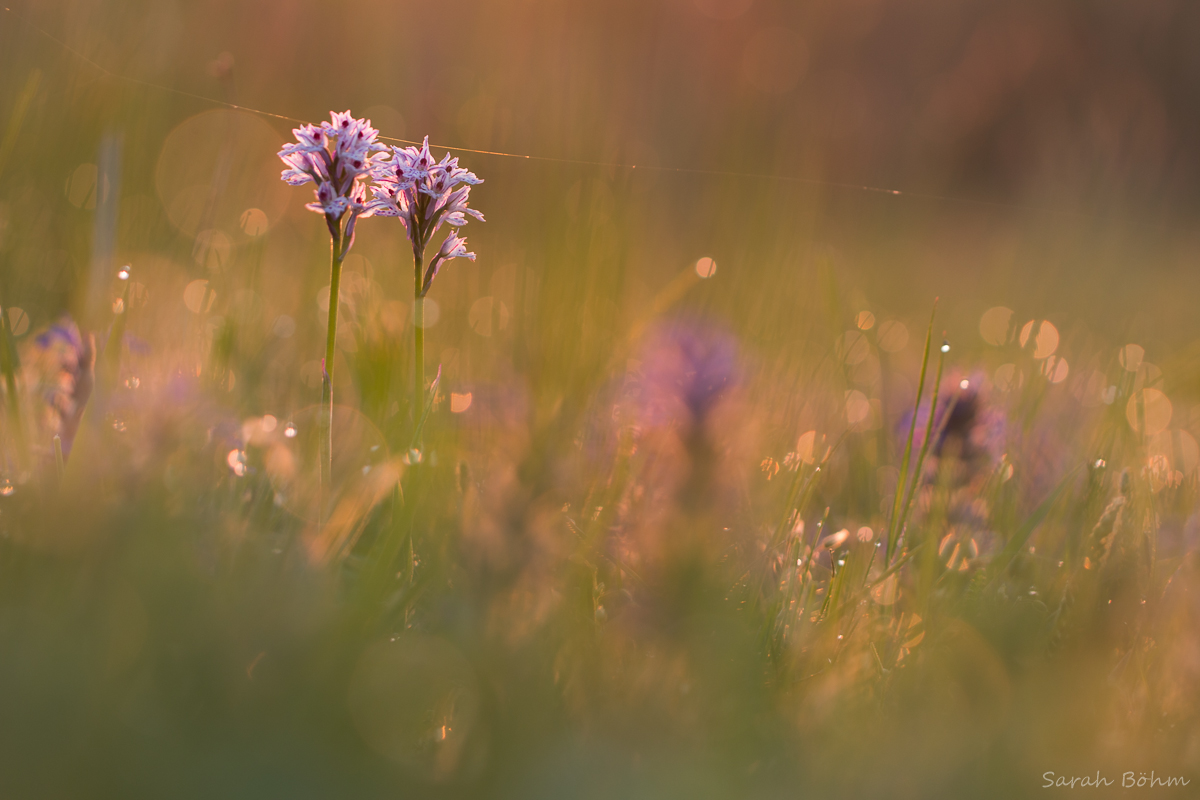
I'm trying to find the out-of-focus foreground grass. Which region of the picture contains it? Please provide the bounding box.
[4,1,1200,797]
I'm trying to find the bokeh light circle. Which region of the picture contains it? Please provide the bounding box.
[415,299,440,328]
[65,163,108,209]
[845,390,871,426]
[1126,388,1173,436]
[469,297,510,337]
[1119,344,1145,372]
[156,110,289,236]
[6,307,29,336]
[1149,429,1200,474]
[240,208,269,236]
[995,363,1022,392]
[183,279,215,313]
[876,321,908,352]
[348,634,485,783]
[1018,320,1059,359]
[1041,355,1069,384]
[837,331,870,365]
[979,306,1013,346]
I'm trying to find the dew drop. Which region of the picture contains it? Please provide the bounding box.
[117,267,131,281]
[940,341,951,353]
[283,423,297,438]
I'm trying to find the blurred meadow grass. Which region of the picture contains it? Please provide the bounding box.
[4,0,1200,797]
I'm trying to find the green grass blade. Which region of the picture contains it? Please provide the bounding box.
[885,300,937,564]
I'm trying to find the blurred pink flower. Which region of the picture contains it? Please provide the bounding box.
[636,321,740,431]
[896,368,1005,472]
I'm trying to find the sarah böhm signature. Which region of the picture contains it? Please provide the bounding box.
[1043,771,1190,788]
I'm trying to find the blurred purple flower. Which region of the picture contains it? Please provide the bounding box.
[23,316,94,456]
[368,136,483,295]
[636,321,739,430]
[896,369,1006,472]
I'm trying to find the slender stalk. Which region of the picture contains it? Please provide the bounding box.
[771,461,811,549]
[321,226,345,525]
[894,340,949,559]
[0,298,28,469]
[0,303,20,422]
[885,302,937,564]
[53,434,64,481]
[409,365,441,452]
[413,242,425,439]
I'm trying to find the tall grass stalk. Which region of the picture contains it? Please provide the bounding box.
[893,337,950,561]
[52,434,64,481]
[0,73,40,473]
[885,302,937,564]
[0,301,23,465]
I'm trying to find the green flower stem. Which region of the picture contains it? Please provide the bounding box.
[321,226,345,524]
[413,246,425,441]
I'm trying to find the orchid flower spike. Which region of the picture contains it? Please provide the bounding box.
[278,110,387,253]
[368,136,484,294]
